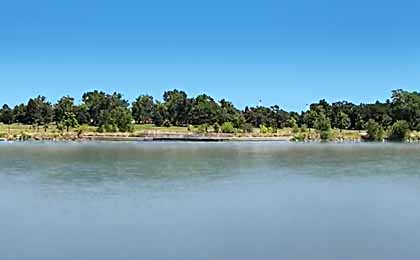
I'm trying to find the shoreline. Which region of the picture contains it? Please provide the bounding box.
[0,134,369,143]
[82,135,292,142]
[3,133,418,143]
[0,125,377,143]
[0,134,294,142]
[0,124,372,143]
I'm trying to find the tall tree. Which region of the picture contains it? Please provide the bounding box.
[60,112,79,132]
[54,96,75,123]
[132,95,155,124]
[82,91,133,132]
[82,91,108,125]
[12,104,28,124]
[190,94,221,125]
[219,99,243,127]
[162,89,190,126]
[314,112,332,140]
[390,89,420,130]
[26,96,53,128]
[0,104,14,124]
[336,111,351,130]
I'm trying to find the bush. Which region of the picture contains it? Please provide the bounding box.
[292,132,306,142]
[221,122,235,133]
[259,125,273,134]
[314,113,332,141]
[364,119,385,141]
[213,123,220,133]
[241,123,254,133]
[287,117,298,128]
[260,125,268,134]
[18,131,32,141]
[197,124,209,134]
[56,122,65,132]
[97,124,118,133]
[77,125,89,137]
[319,130,332,141]
[162,119,171,127]
[388,120,410,141]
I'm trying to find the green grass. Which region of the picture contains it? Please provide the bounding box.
[132,124,190,133]
[0,123,90,138]
[0,123,366,141]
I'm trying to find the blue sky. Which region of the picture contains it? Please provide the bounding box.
[1,0,419,111]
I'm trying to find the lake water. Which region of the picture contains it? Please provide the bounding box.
[1,142,420,260]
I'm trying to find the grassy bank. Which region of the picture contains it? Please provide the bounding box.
[0,123,371,142]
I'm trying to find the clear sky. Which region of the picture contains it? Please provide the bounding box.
[1,0,419,111]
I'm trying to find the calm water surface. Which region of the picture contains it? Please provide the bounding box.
[1,142,420,260]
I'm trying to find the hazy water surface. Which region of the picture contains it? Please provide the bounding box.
[1,142,420,260]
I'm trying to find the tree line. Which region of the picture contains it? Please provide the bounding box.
[0,89,419,140]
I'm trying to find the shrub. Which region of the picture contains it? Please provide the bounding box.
[18,131,32,141]
[197,124,209,134]
[259,125,271,134]
[300,124,308,132]
[319,130,332,141]
[314,113,332,141]
[77,125,89,138]
[287,117,298,128]
[97,124,118,133]
[221,122,235,133]
[241,123,254,133]
[213,123,220,133]
[162,119,171,127]
[292,132,306,142]
[56,122,65,132]
[388,120,410,141]
[364,119,385,141]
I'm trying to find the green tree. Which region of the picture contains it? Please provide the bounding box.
[388,120,410,141]
[314,113,332,141]
[0,104,14,124]
[365,119,385,141]
[83,91,133,132]
[336,111,350,131]
[190,94,221,125]
[303,110,318,129]
[152,101,169,126]
[331,101,356,129]
[390,89,420,130]
[12,104,27,124]
[60,112,79,132]
[287,117,298,128]
[243,106,274,128]
[26,96,53,129]
[269,105,290,128]
[132,95,155,124]
[74,104,90,125]
[162,89,190,126]
[219,99,243,128]
[82,91,108,125]
[287,116,300,133]
[54,96,75,123]
[221,122,235,133]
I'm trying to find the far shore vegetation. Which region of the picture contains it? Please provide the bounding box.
[1,89,420,142]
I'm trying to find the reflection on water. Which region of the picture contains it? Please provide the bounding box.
[1,142,420,260]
